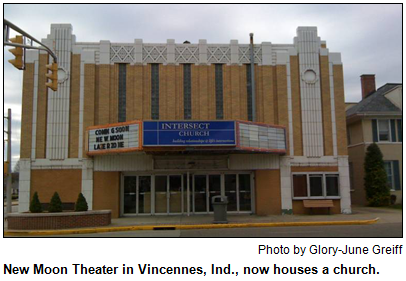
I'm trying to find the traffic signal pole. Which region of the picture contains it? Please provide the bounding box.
[5,109,12,214]
[4,19,58,91]
[4,19,57,64]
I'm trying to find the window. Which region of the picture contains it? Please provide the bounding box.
[183,64,192,120]
[384,161,393,190]
[246,65,253,121]
[292,173,340,198]
[397,119,402,142]
[384,161,401,191]
[378,120,390,141]
[292,175,307,197]
[118,64,127,122]
[326,175,339,196]
[151,64,159,120]
[373,119,401,142]
[215,64,224,119]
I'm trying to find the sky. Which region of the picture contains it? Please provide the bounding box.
[3,4,403,169]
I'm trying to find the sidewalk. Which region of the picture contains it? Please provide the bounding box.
[108,205,401,227]
[4,205,401,236]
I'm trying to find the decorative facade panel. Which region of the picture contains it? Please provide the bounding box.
[175,45,199,63]
[110,45,134,63]
[239,45,262,64]
[207,45,231,64]
[143,44,167,63]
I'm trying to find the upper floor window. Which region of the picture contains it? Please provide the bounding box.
[118,64,127,122]
[183,64,192,120]
[378,120,390,141]
[246,65,253,121]
[151,64,159,120]
[372,119,401,143]
[215,64,224,120]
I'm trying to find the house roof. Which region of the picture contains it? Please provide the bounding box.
[346,83,402,117]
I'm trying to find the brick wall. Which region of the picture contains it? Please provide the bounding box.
[7,211,111,230]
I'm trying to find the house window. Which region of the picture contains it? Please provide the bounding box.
[377,120,390,141]
[183,64,192,120]
[118,64,127,122]
[397,119,402,142]
[384,161,394,190]
[384,160,401,191]
[292,173,340,198]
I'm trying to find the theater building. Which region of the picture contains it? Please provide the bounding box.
[18,25,351,217]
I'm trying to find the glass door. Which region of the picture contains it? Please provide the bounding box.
[155,175,168,214]
[194,175,208,213]
[124,176,137,214]
[169,175,182,213]
[239,174,252,212]
[208,175,221,212]
[138,176,151,214]
[225,174,237,211]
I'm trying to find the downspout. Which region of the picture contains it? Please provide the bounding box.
[250,33,256,122]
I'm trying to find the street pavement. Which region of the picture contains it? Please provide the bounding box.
[56,222,402,237]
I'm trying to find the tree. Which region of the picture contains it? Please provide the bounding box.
[48,192,63,212]
[75,193,88,212]
[29,192,42,213]
[13,160,20,173]
[364,143,390,206]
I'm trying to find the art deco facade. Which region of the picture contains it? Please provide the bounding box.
[19,25,351,217]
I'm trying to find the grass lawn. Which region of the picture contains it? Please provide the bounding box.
[384,204,402,210]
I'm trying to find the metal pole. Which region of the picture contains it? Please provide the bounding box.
[6,108,12,214]
[249,33,256,122]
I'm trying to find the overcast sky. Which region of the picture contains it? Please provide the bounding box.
[3,4,402,168]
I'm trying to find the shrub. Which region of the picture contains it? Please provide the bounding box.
[75,193,88,212]
[48,192,63,212]
[364,143,390,206]
[29,192,42,213]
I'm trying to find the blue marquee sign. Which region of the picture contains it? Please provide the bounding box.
[143,121,236,146]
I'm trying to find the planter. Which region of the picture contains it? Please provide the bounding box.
[6,210,111,230]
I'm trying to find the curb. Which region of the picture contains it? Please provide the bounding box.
[4,217,380,236]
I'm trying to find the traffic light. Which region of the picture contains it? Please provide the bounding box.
[8,35,24,69]
[4,161,9,176]
[46,62,58,91]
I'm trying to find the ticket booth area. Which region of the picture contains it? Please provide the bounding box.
[120,172,254,216]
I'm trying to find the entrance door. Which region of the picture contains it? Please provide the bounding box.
[138,176,151,214]
[224,174,237,211]
[124,176,137,213]
[194,175,207,213]
[169,175,182,213]
[239,174,252,211]
[123,175,151,215]
[208,175,221,212]
[155,175,167,213]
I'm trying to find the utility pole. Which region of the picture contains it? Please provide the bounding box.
[4,108,12,214]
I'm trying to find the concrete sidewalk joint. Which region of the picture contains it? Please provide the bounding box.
[4,217,380,237]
